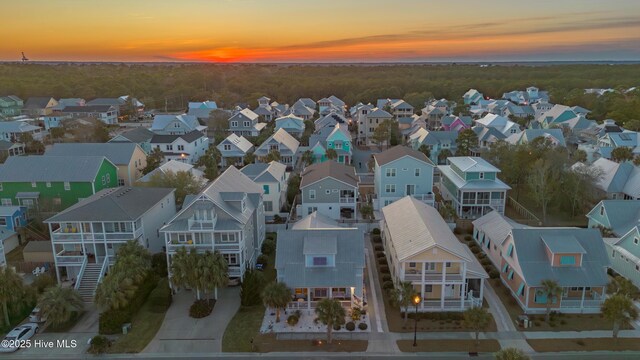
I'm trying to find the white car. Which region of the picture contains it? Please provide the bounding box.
[0,323,39,353]
[29,307,47,323]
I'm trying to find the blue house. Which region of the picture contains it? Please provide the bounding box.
[373,146,435,210]
[216,133,254,167]
[605,226,640,287]
[0,206,27,231]
[586,200,640,237]
[408,128,458,164]
[438,157,511,219]
[275,114,305,138]
[308,124,352,165]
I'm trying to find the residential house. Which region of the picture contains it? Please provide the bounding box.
[228,109,266,137]
[45,187,176,300]
[315,112,347,131]
[382,196,487,311]
[361,108,393,145]
[254,96,275,122]
[438,157,510,218]
[587,200,640,237]
[408,128,458,164]
[0,155,118,210]
[318,96,345,115]
[574,158,640,200]
[254,128,300,168]
[109,127,155,154]
[308,124,352,165]
[150,130,210,164]
[373,146,435,210]
[532,100,554,119]
[475,114,521,137]
[536,105,579,128]
[161,166,265,281]
[217,133,254,167]
[441,116,472,132]
[498,228,609,313]
[604,226,640,287]
[472,212,529,267]
[188,101,218,120]
[240,161,287,217]
[598,131,640,158]
[87,96,144,117]
[0,96,23,117]
[463,89,484,105]
[151,114,206,135]
[275,114,305,138]
[502,86,549,105]
[46,143,147,186]
[58,105,118,125]
[300,161,358,220]
[377,99,414,119]
[0,205,27,265]
[506,129,566,147]
[504,103,535,119]
[23,97,58,117]
[0,140,25,158]
[298,98,317,110]
[275,213,364,313]
[51,98,86,111]
[472,126,507,151]
[283,101,315,121]
[137,160,206,184]
[0,121,45,142]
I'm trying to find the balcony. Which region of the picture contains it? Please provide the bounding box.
[55,250,85,265]
[339,197,356,204]
[51,227,143,243]
[403,272,464,283]
[287,300,352,310]
[188,218,216,230]
[412,194,435,204]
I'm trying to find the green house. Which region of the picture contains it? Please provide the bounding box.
[0,96,23,117]
[0,155,118,211]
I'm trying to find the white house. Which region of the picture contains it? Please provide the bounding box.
[150,130,210,164]
[151,114,206,135]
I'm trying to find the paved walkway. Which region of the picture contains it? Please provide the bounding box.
[483,281,533,353]
[144,287,240,354]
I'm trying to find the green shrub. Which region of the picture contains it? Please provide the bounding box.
[378,258,387,265]
[380,265,389,274]
[374,244,384,252]
[358,322,368,330]
[372,228,380,235]
[151,252,168,277]
[382,281,394,290]
[287,314,299,326]
[241,269,265,306]
[480,258,491,266]
[471,247,481,254]
[464,235,472,241]
[257,254,269,267]
[261,238,276,255]
[148,278,172,313]
[376,252,385,259]
[345,321,355,331]
[88,335,111,354]
[333,323,341,331]
[98,273,158,334]
[372,235,382,243]
[382,274,392,282]
[189,299,214,318]
[99,310,131,335]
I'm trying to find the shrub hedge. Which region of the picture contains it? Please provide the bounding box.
[372,228,380,235]
[358,322,368,330]
[345,321,355,331]
[148,278,172,313]
[380,265,389,274]
[99,273,159,334]
[189,299,215,318]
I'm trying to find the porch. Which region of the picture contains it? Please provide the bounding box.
[285,287,363,314]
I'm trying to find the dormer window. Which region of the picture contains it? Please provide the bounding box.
[313,257,328,266]
[479,172,485,179]
[600,206,604,216]
[559,255,576,265]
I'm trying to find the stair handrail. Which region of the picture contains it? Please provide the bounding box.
[74,256,88,291]
[96,256,109,285]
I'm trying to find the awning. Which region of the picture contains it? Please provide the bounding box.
[15,192,40,199]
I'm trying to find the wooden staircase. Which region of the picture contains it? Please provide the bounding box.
[77,263,102,303]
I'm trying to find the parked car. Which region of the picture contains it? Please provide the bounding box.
[29,307,47,323]
[0,323,39,353]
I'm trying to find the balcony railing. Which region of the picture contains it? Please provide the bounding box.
[55,250,86,265]
[339,197,356,203]
[188,218,217,230]
[403,272,464,282]
[52,228,143,242]
[287,300,352,310]
[560,298,604,308]
[412,194,435,203]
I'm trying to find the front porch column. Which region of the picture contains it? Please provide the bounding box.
[461,262,467,309]
[420,261,426,311]
[440,261,446,310]
[580,287,586,309]
[307,288,311,311]
[400,262,405,282]
[328,287,332,299]
[479,278,484,305]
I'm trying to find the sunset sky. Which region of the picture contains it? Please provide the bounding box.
[4,0,640,62]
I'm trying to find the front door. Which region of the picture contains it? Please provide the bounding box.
[445,284,455,298]
[406,184,415,196]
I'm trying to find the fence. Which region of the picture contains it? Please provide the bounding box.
[507,196,542,225]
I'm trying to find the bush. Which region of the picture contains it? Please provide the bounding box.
[345,321,355,331]
[241,269,265,306]
[261,238,276,255]
[489,269,499,279]
[333,323,341,331]
[88,335,111,354]
[374,244,384,252]
[382,274,392,282]
[380,265,389,274]
[31,274,56,294]
[358,322,368,330]
[376,252,386,259]
[382,281,394,290]
[287,314,299,326]
[464,235,472,241]
[148,278,172,313]
[189,299,214,318]
[151,252,168,277]
[372,228,380,235]
[471,247,481,254]
[480,258,491,266]
[256,254,269,267]
[378,258,387,265]
[372,235,382,243]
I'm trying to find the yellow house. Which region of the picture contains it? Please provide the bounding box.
[381,196,488,311]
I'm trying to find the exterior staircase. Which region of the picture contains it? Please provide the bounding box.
[77,263,103,303]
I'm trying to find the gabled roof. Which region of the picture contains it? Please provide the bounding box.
[298,98,316,108]
[292,211,342,230]
[0,156,112,182]
[86,98,126,106]
[275,114,304,129]
[230,108,259,122]
[472,211,528,245]
[110,127,155,143]
[472,126,507,142]
[0,121,41,133]
[259,128,300,153]
[45,187,174,222]
[240,161,286,183]
[374,145,433,166]
[300,161,358,188]
[506,129,566,147]
[0,206,24,217]
[219,133,253,153]
[589,158,635,193]
[327,95,345,108]
[46,143,140,165]
[24,97,55,109]
[151,114,200,132]
[448,157,500,173]
[587,200,640,236]
[367,108,393,118]
[61,105,114,113]
[150,130,205,144]
[188,101,217,109]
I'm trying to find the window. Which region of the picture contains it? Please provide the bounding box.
[31,181,36,188]
[517,282,525,296]
[534,292,548,304]
[479,172,484,179]
[325,189,331,194]
[507,243,514,257]
[309,190,316,200]
[385,184,396,193]
[106,174,111,184]
[231,121,238,127]
[313,257,328,266]
[560,256,575,265]
[634,237,639,245]
[264,201,273,212]
[502,264,509,273]
[445,262,451,268]
[46,182,51,188]
[385,168,396,177]
[0,218,5,226]
[415,168,420,177]
[101,176,106,185]
[64,182,70,191]
[600,206,604,216]
[263,185,269,195]
[177,145,184,151]
[425,285,433,292]
[508,269,514,280]
[223,253,239,265]
[218,233,236,243]
[409,262,416,268]
[243,121,250,127]
[1,199,11,206]
[223,144,231,151]
[118,179,125,186]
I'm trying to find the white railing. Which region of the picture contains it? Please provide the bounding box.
[561,298,604,308]
[56,250,86,265]
[287,300,351,310]
[74,257,88,291]
[96,257,109,284]
[339,197,356,203]
[412,194,435,202]
[403,272,464,282]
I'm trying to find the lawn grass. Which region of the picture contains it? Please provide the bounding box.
[397,339,501,353]
[255,334,367,352]
[527,338,640,352]
[44,311,85,333]
[106,279,169,353]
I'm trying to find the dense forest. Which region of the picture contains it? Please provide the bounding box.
[1,63,639,123]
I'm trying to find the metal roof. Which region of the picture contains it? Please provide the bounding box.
[46,143,140,165]
[292,211,342,230]
[472,211,528,245]
[110,127,154,143]
[0,156,111,182]
[541,235,586,254]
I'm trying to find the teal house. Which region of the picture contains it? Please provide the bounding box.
[0,156,118,211]
[308,124,352,164]
[438,157,510,219]
[0,96,23,117]
[605,226,640,287]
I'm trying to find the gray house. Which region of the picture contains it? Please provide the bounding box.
[228,109,266,137]
[300,161,358,220]
[254,128,300,168]
[276,212,364,313]
[217,133,254,167]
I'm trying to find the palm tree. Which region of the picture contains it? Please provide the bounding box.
[418,144,431,159]
[315,298,346,344]
[463,307,491,347]
[495,347,530,360]
[0,267,24,327]
[602,294,638,340]
[38,286,84,328]
[94,272,136,311]
[199,251,228,300]
[389,281,417,326]
[607,276,638,299]
[326,148,338,161]
[265,149,281,162]
[170,247,200,299]
[438,149,452,164]
[301,150,314,166]
[538,279,562,323]
[112,240,152,284]
[261,282,291,323]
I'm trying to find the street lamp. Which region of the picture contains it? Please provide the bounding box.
[412,294,421,347]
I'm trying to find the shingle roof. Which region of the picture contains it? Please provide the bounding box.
[300,161,358,188]
[45,187,174,222]
[374,145,433,166]
[292,211,342,230]
[151,114,200,132]
[61,105,113,113]
[46,143,139,165]
[367,108,393,118]
[219,133,253,153]
[240,161,286,183]
[0,155,112,182]
[151,130,204,144]
[259,128,300,153]
[111,127,155,143]
[24,97,54,109]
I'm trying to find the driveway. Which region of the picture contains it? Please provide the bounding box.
[352,147,378,173]
[143,286,240,354]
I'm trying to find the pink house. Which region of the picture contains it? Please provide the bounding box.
[441,116,472,132]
